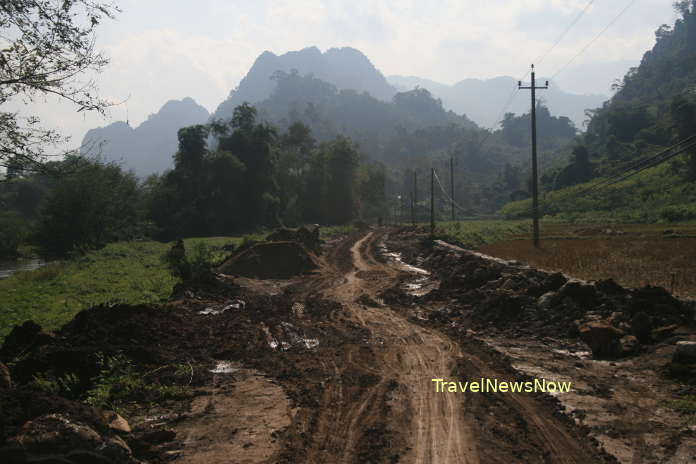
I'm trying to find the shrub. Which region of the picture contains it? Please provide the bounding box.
[35,159,145,257]
[0,211,28,258]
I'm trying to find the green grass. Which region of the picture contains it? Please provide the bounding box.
[0,236,255,341]
[320,224,356,240]
[668,395,696,425]
[500,153,696,224]
[435,220,532,248]
[0,225,357,342]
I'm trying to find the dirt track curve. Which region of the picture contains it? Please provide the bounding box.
[298,230,602,463]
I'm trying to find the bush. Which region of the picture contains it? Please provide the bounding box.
[659,205,696,222]
[188,242,215,281]
[0,211,28,258]
[35,159,146,257]
[164,240,216,282]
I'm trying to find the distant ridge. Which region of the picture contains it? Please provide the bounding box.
[213,46,397,121]
[81,97,209,178]
[388,75,607,129]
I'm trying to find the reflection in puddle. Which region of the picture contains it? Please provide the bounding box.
[211,361,238,374]
[380,242,439,296]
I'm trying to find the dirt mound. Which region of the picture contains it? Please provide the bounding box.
[217,241,319,279]
[384,232,695,358]
[266,226,323,254]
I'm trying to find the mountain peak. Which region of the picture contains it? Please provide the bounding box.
[81,98,210,178]
[213,46,397,120]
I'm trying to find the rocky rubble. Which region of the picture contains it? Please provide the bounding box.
[266,225,323,255]
[1,414,141,464]
[670,341,696,381]
[400,239,695,360]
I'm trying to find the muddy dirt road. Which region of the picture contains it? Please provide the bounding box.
[0,228,617,464]
[295,230,604,463]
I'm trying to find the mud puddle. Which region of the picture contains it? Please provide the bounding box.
[475,333,696,462]
[379,240,440,297]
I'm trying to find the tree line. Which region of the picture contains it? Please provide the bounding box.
[0,104,386,257]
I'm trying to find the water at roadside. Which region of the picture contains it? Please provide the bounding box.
[0,258,47,279]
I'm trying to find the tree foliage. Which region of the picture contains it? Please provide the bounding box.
[35,157,144,256]
[0,0,119,174]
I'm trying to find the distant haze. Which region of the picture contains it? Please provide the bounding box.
[6,0,677,155]
[78,45,653,176]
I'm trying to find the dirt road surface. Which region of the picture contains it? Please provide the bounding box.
[288,230,604,463]
[5,228,692,463]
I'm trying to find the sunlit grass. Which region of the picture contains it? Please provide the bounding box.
[0,225,357,341]
[0,236,252,341]
[436,219,531,248]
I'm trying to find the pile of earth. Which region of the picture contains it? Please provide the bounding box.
[218,240,320,279]
[384,233,695,360]
[266,226,323,255]
[0,282,342,463]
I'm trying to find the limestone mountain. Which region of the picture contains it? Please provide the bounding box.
[213,46,397,121]
[81,97,210,177]
[388,75,607,130]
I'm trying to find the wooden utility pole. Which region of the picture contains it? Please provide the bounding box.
[518,64,548,248]
[449,157,455,222]
[413,171,417,224]
[430,168,435,237]
[410,194,415,225]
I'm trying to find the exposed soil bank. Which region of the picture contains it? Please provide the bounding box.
[383,226,696,463]
[4,227,686,462]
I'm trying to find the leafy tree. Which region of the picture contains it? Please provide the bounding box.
[215,104,278,228]
[555,146,595,188]
[0,0,119,174]
[358,162,387,222]
[325,136,360,224]
[670,94,696,178]
[0,211,28,257]
[35,157,144,256]
[500,103,577,149]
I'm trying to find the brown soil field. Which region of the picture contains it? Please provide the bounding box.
[478,223,696,298]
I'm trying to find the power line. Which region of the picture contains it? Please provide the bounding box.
[513,135,696,217]
[551,0,638,80]
[534,0,596,67]
[472,0,595,146]
[578,135,696,196]
[433,169,469,215]
[590,140,696,192]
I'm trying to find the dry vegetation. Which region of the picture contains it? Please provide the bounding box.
[477,223,696,298]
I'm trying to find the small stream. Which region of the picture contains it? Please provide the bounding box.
[0,258,48,280]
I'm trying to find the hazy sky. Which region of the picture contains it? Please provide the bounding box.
[6,0,679,149]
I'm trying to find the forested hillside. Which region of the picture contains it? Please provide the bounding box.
[388,74,606,129]
[213,46,397,120]
[81,98,210,178]
[503,1,696,222]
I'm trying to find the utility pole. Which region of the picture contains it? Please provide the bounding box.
[430,168,435,237]
[411,194,415,225]
[518,64,548,248]
[450,156,455,222]
[413,171,417,224]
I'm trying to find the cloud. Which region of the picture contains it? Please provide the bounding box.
[6,0,680,146]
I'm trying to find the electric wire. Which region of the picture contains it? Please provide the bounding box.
[471,0,595,153]
[576,135,696,196]
[433,169,470,214]
[534,0,596,67]
[513,135,696,217]
[551,0,638,80]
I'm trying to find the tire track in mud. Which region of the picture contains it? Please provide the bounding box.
[304,229,608,463]
[315,231,479,464]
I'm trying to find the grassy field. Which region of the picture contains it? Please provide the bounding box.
[0,236,262,340]
[436,220,531,248]
[475,222,696,298]
[0,225,356,341]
